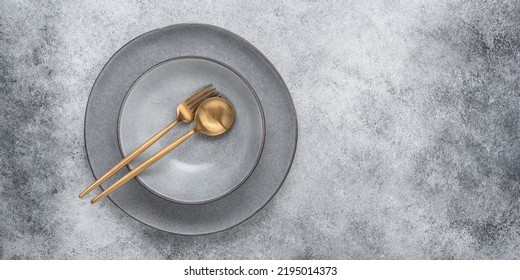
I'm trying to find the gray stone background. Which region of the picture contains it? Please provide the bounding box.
[1,0,519,259]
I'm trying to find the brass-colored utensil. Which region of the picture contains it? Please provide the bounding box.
[90,97,235,204]
[79,85,218,199]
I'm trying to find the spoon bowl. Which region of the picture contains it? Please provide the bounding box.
[195,97,235,136]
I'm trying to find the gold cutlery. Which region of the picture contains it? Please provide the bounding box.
[79,85,218,199]
[90,97,235,204]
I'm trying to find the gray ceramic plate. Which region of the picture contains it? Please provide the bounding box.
[118,57,265,204]
[85,24,297,234]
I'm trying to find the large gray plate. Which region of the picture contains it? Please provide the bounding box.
[85,24,297,235]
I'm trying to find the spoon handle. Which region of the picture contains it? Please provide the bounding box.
[79,120,179,198]
[91,129,197,204]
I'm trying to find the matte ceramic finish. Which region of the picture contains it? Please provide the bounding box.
[118,57,265,204]
[84,24,297,234]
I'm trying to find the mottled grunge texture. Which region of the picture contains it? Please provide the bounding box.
[1,0,520,259]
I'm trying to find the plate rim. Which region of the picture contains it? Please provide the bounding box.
[115,55,266,205]
[83,23,298,235]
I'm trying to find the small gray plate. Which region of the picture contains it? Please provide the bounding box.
[118,57,265,204]
[84,24,297,234]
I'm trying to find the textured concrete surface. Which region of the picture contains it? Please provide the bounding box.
[1,0,520,259]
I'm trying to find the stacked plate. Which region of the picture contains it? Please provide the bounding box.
[85,24,297,235]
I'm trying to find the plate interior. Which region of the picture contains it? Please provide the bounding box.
[118,57,265,204]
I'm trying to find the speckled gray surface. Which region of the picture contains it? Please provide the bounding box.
[1,0,520,259]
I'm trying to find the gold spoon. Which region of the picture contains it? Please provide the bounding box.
[79,85,217,199]
[91,97,235,204]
